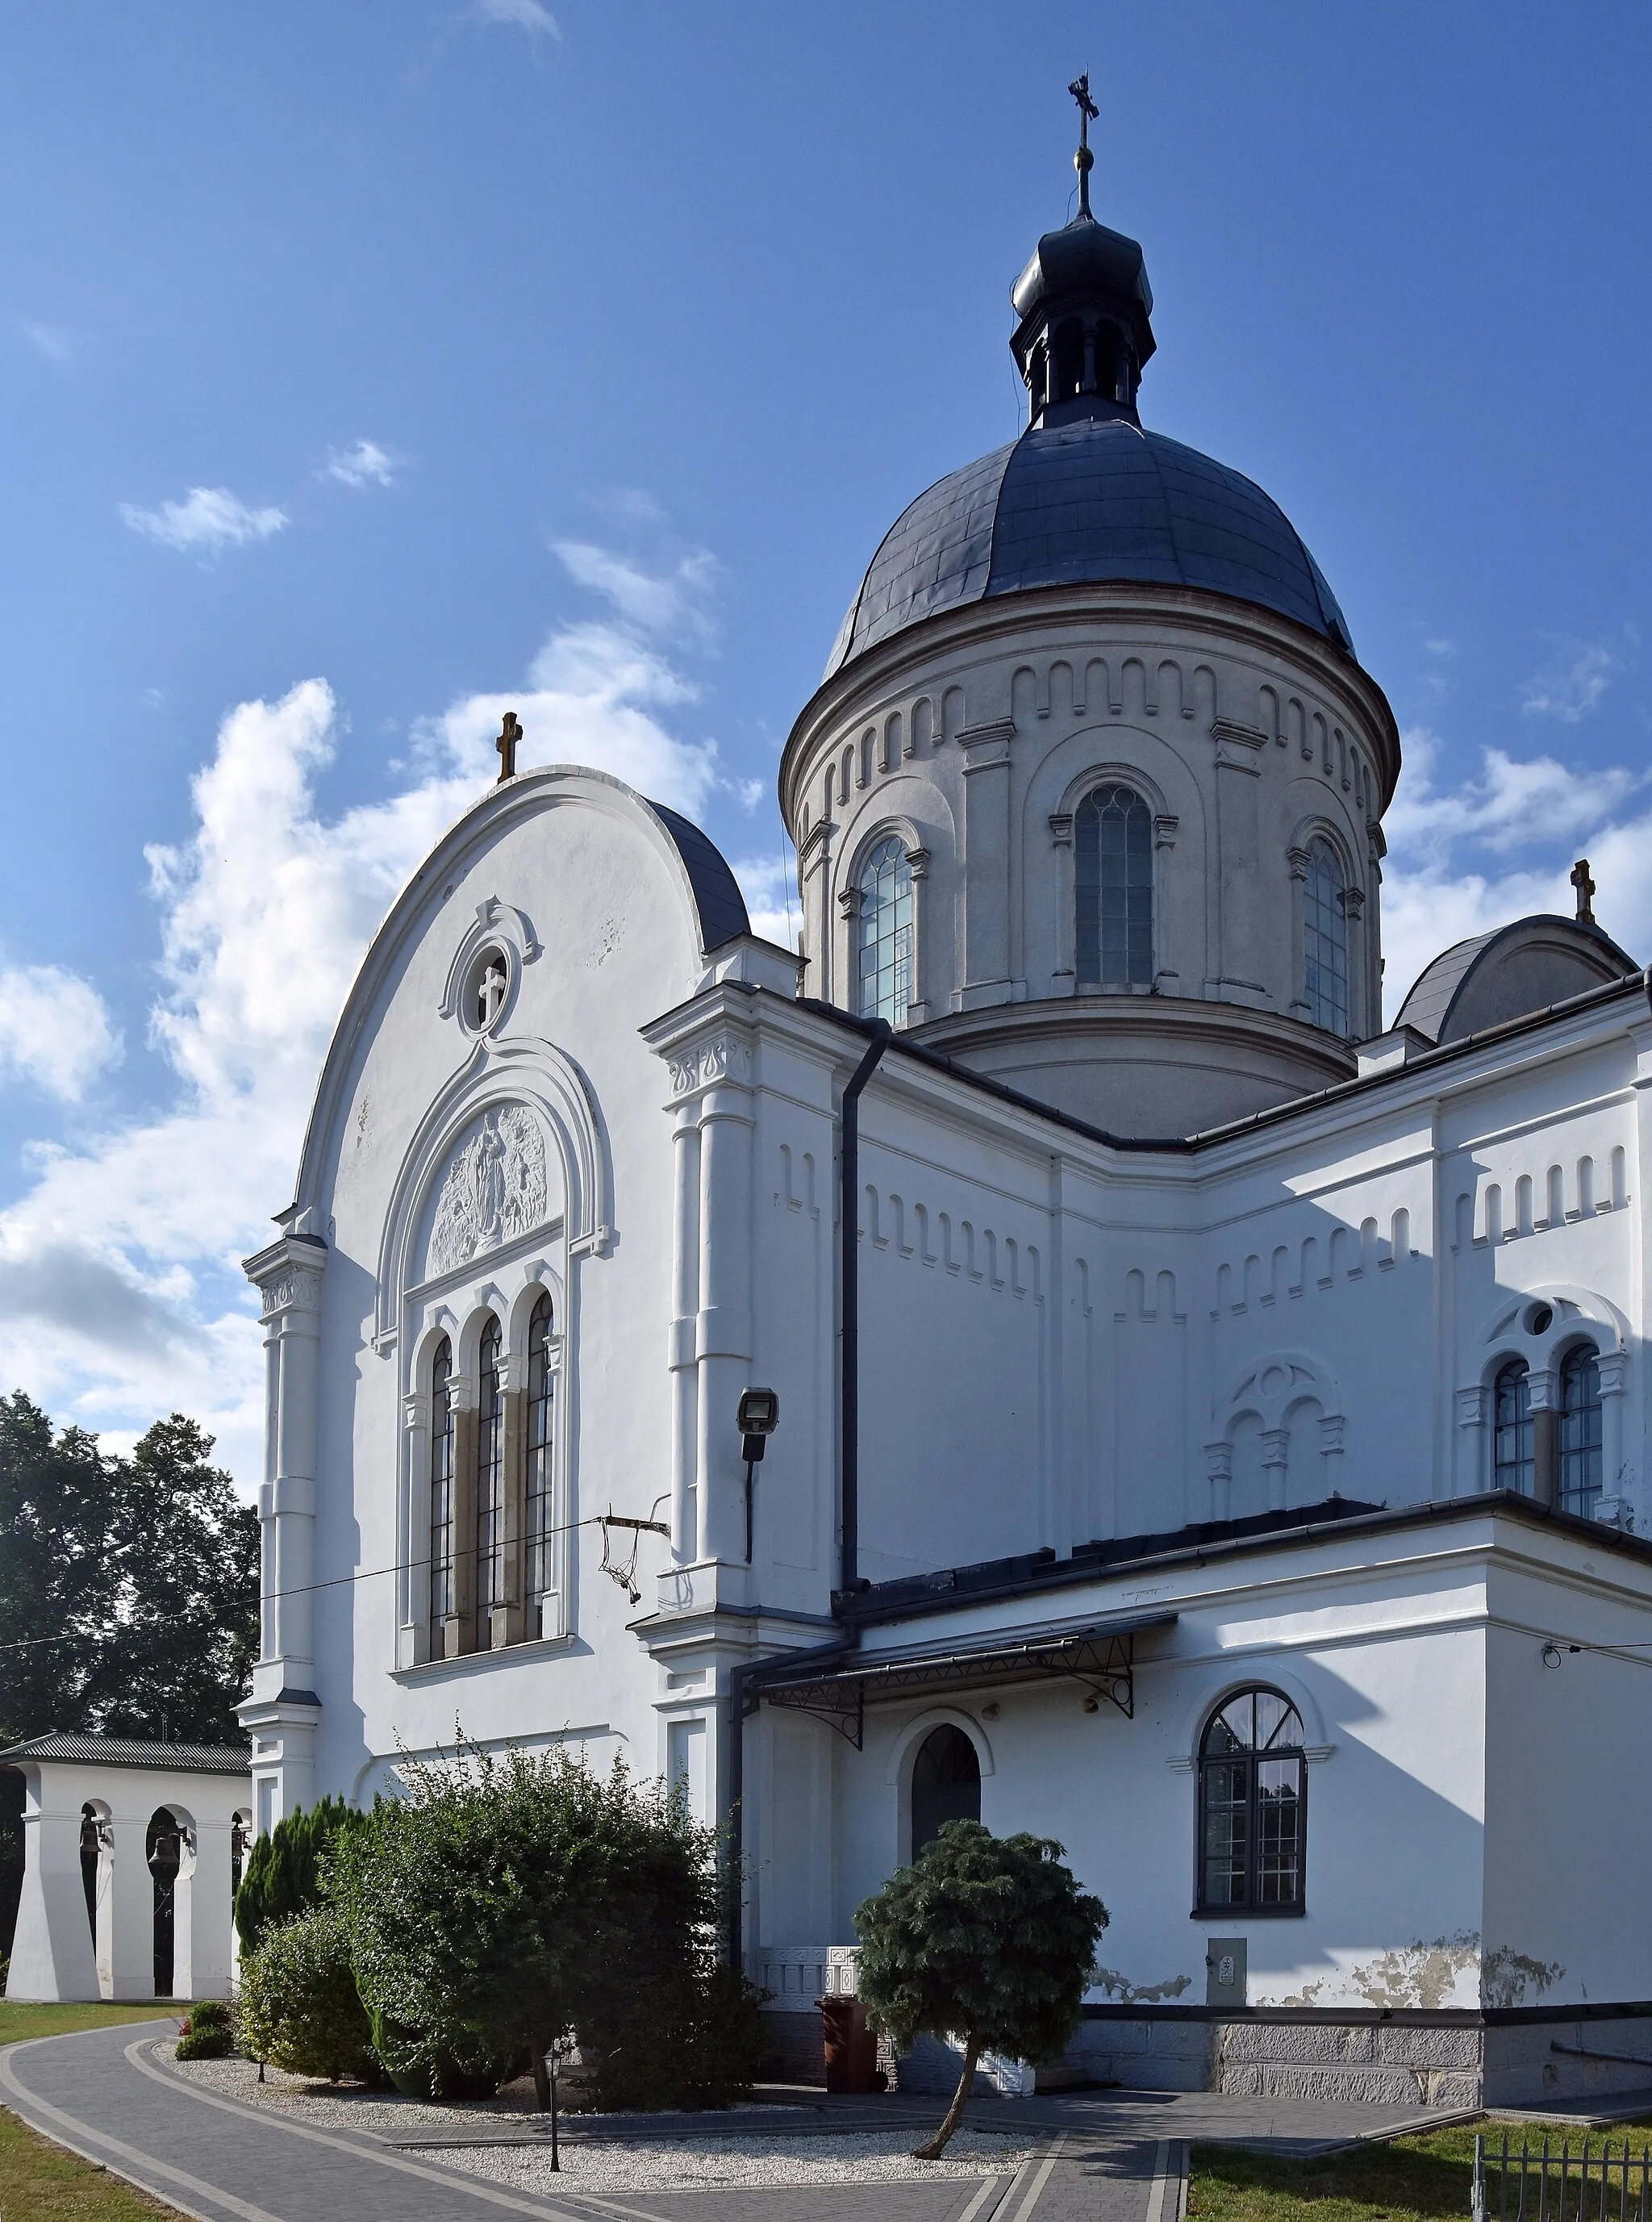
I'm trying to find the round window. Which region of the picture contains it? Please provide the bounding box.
[467,946,510,1033]
[1525,1301,1554,1337]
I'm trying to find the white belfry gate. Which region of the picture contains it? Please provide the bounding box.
[2,1735,252,2003]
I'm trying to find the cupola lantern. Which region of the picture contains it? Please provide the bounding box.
[1010,75,1156,429]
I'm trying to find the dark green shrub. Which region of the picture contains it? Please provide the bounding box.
[855,1819,1107,2157]
[582,1965,768,2111]
[238,1907,376,2083]
[175,1996,236,2059]
[235,1796,364,1955]
[327,1740,727,2112]
[368,2006,521,2102]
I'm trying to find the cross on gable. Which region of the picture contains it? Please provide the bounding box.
[1571,857,1596,924]
[495,711,523,783]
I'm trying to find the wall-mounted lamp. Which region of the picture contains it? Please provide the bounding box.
[737,1387,780,1564]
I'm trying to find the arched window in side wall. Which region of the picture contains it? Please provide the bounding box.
[1304,838,1350,1037]
[1198,1688,1306,1914]
[857,835,914,1025]
[1493,1360,1534,1494]
[1558,1344,1603,1518]
[428,1337,456,1651]
[910,1724,981,1861]
[476,1318,505,1634]
[1075,784,1152,988]
[525,1293,556,1637]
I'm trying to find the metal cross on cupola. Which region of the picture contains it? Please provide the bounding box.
[1069,72,1099,219]
[495,710,523,783]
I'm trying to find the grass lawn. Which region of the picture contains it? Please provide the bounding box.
[0,2001,185,2046]
[0,2106,181,2217]
[1191,2120,1652,2222]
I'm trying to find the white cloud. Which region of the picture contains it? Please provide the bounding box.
[0,562,728,1481]
[553,541,721,645]
[1381,727,1651,1021]
[20,320,81,366]
[119,486,288,556]
[320,439,398,490]
[731,853,800,950]
[1520,632,1634,724]
[0,966,121,1101]
[472,0,559,34]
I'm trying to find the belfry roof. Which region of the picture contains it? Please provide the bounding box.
[0,1731,252,1774]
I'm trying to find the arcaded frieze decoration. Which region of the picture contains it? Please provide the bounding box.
[427,1104,549,1278]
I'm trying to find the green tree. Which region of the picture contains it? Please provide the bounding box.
[89,1415,259,1747]
[327,1742,732,2112]
[0,1393,119,1746]
[853,1819,1108,2158]
[236,1796,364,1955]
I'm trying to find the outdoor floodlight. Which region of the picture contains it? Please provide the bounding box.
[737,1387,779,1565]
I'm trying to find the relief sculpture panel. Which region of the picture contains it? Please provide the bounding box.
[425,1103,550,1278]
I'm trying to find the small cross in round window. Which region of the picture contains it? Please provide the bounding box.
[476,952,508,1029]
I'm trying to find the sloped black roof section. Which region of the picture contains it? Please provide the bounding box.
[1395,915,1638,1046]
[649,800,751,953]
[0,1732,251,1773]
[824,418,1353,679]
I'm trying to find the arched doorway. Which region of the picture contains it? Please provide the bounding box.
[147,1808,183,1999]
[910,1724,981,1861]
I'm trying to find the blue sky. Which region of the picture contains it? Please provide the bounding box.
[2,3,1650,1481]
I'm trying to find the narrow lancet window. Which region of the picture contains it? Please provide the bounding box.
[428,1337,456,1649]
[525,1293,555,1634]
[1304,839,1350,1036]
[1558,1345,1603,1518]
[1493,1359,1533,1493]
[1075,784,1152,988]
[476,1318,505,1629]
[857,835,914,1025]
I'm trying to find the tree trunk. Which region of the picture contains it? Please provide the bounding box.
[530,2034,552,2113]
[913,2036,978,2160]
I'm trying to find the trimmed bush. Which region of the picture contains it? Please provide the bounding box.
[175,1997,235,2061]
[238,1907,376,2083]
[582,1965,768,2112]
[368,2006,520,2103]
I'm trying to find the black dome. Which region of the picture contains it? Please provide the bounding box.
[824,415,1354,680]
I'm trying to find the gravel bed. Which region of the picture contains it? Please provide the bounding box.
[165,2049,1033,2189]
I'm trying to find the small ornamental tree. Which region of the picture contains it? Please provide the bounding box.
[854,1820,1108,2158]
[326,1740,731,2113]
[238,1908,376,2083]
[236,1796,363,1955]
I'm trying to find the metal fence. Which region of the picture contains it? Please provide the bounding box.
[1475,2134,1652,2222]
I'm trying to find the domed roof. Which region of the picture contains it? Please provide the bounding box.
[824,415,1354,680]
[1395,915,1637,1046]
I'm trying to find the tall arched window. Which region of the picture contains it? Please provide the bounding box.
[1558,1344,1603,1518]
[476,1318,505,1632]
[526,1293,556,1635]
[856,835,914,1025]
[1304,839,1350,1036]
[1198,1688,1306,1914]
[1493,1359,1533,1494]
[428,1336,456,1649]
[1075,784,1152,988]
[910,1724,981,1861]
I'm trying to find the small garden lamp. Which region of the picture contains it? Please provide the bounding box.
[737,1387,780,1563]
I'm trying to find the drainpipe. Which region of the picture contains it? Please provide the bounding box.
[839,1023,891,1598]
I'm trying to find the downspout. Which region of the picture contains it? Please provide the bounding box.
[839,1023,891,1598]
[723,1024,886,1969]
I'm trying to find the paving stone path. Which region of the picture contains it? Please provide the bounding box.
[2,2019,1465,2222]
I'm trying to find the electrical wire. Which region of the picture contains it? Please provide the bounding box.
[0,1506,674,1658]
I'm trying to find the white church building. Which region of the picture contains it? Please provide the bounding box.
[236,145,1652,2109]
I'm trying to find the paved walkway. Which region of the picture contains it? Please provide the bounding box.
[0,2022,1179,2222]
